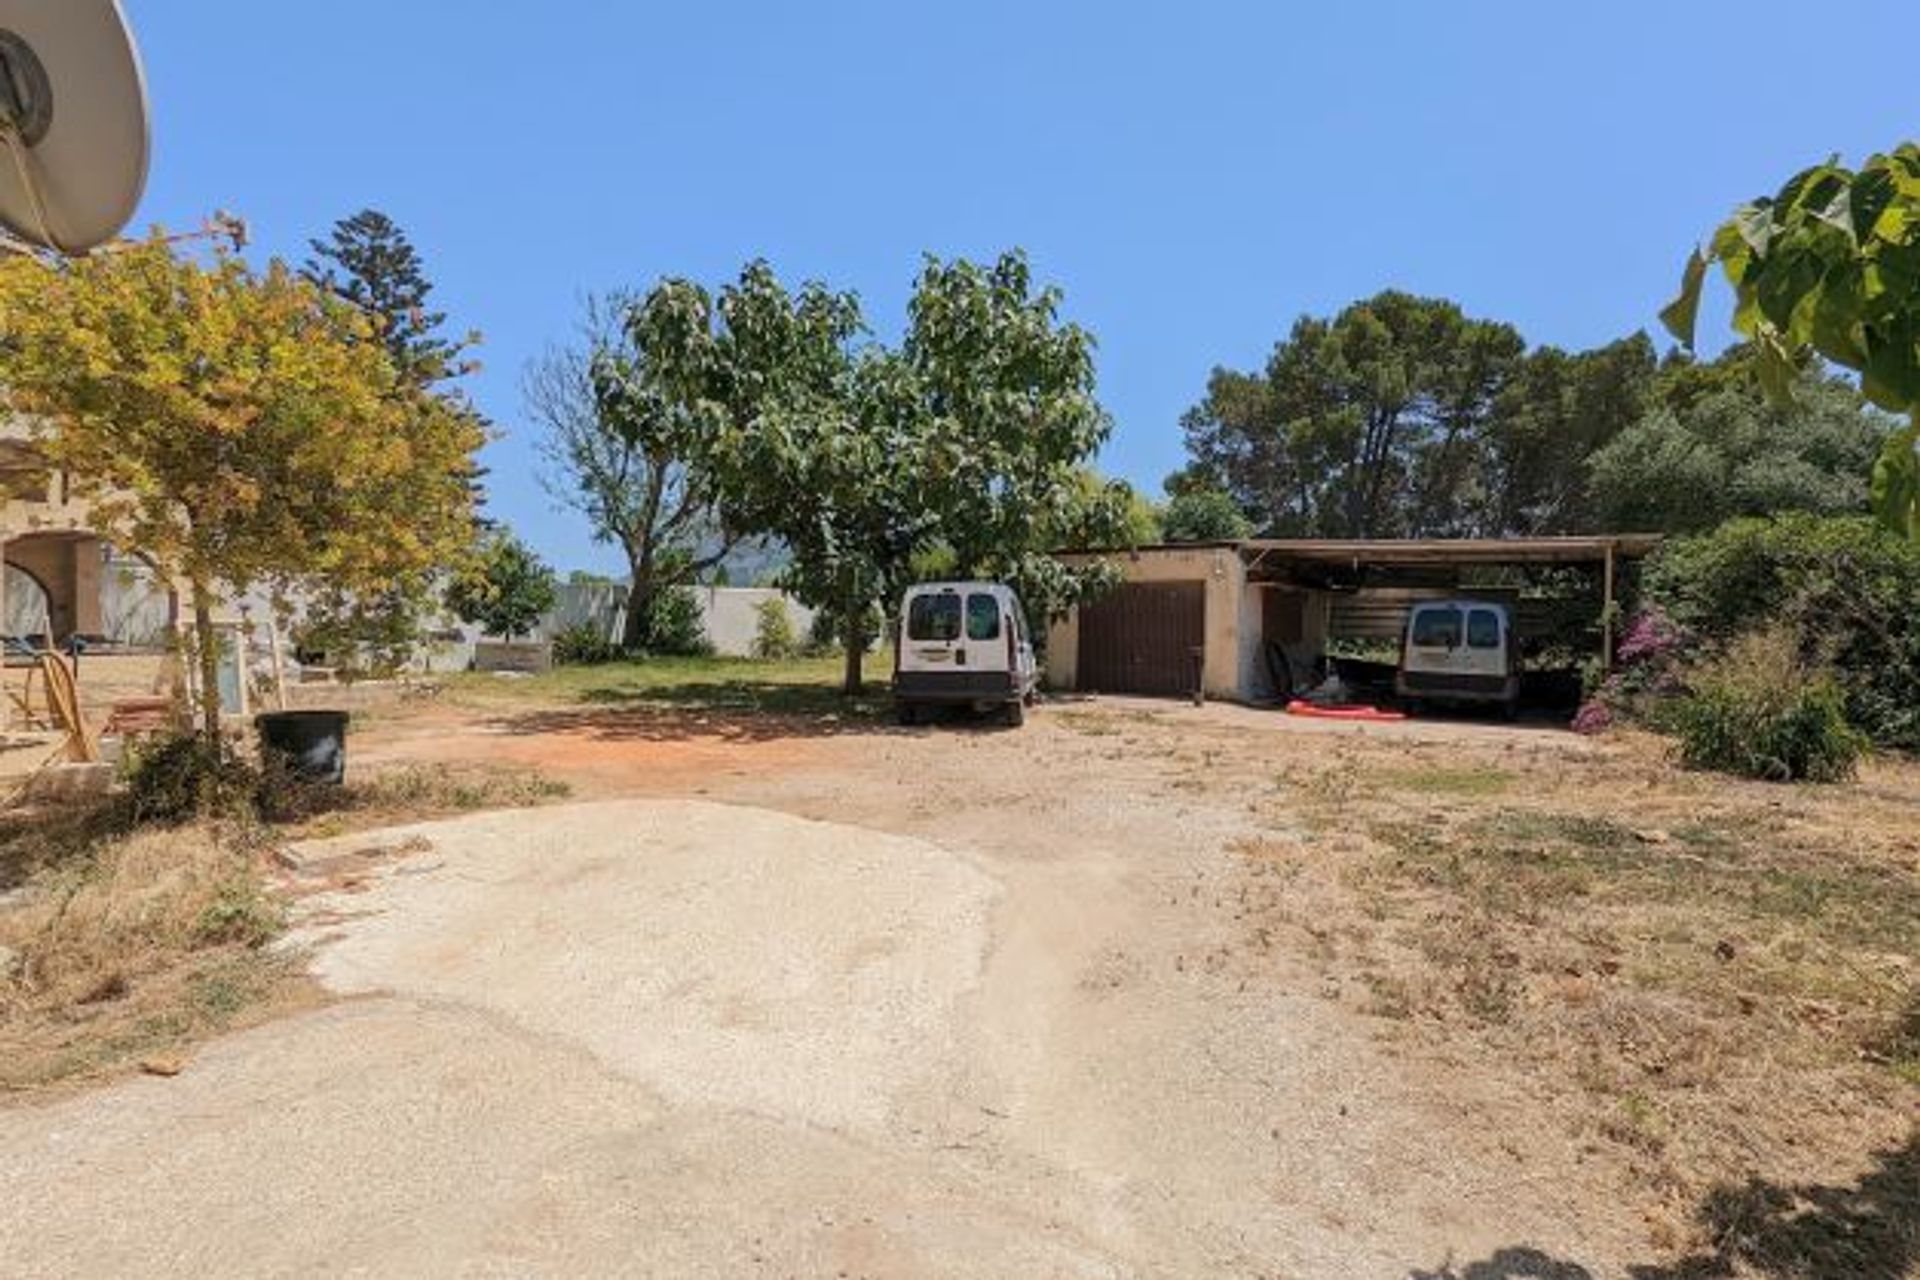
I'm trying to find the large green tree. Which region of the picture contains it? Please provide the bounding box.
[1662,143,1920,538]
[901,251,1131,617]
[1482,334,1658,534]
[708,263,918,694]
[543,253,1128,694]
[1159,487,1253,542]
[529,292,735,651]
[1589,365,1891,533]
[1180,292,1527,538]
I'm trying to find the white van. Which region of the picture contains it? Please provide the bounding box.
[1395,599,1521,718]
[894,582,1038,726]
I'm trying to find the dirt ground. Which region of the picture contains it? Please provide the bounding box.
[3,684,1916,1277]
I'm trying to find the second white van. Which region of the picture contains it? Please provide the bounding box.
[893,582,1038,726]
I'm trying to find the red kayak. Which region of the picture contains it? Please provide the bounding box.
[1285,700,1408,723]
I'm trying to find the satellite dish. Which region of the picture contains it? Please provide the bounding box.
[0,0,150,254]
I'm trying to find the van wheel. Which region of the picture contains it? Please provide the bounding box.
[1003,699,1026,728]
[896,701,918,727]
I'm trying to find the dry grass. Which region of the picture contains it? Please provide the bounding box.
[0,821,315,1097]
[271,762,572,838]
[1242,733,1920,1259]
[0,760,570,1098]
[1086,711,1920,1266]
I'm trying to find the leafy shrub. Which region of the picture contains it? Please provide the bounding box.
[1645,514,1920,749]
[1668,628,1867,783]
[551,621,620,666]
[124,733,260,825]
[1573,607,1690,734]
[752,597,799,660]
[642,586,711,657]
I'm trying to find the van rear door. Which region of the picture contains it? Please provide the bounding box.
[902,589,964,672]
[1406,604,1464,676]
[957,590,1006,675]
[1462,605,1507,680]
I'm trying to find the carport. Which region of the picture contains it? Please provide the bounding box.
[1046,536,1661,704]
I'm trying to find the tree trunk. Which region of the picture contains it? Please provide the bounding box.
[841,589,865,696]
[191,581,222,743]
[842,631,864,696]
[621,579,654,652]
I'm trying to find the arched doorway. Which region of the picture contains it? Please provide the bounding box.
[4,563,53,641]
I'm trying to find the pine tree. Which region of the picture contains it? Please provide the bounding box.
[303,209,462,388]
[303,209,491,513]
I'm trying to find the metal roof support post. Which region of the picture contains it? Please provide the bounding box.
[1602,541,1617,675]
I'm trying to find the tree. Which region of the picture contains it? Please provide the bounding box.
[446,530,557,640]
[1161,488,1253,542]
[1482,335,1658,534]
[1181,292,1526,538]
[530,290,739,651]
[1661,144,1920,538]
[303,210,491,660]
[900,252,1133,618]
[710,264,913,694]
[1589,366,1891,533]
[303,209,472,388]
[0,237,482,743]
[578,253,1129,695]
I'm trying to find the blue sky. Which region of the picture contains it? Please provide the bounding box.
[127,1,1916,575]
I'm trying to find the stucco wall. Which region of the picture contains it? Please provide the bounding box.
[6,535,103,640]
[1047,546,1248,700]
[1237,584,1331,700]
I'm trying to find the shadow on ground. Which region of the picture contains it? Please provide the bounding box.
[1409,1247,1595,1279]
[1627,1132,1920,1280]
[1410,1132,1920,1280]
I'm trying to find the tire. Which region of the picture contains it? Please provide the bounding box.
[896,701,919,727]
[1003,698,1026,728]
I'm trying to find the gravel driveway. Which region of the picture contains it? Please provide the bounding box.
[0,702,1644,1277]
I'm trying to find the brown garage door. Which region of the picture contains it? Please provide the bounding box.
[1077,582,1206,697]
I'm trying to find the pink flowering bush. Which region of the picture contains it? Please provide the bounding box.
[1573,607,1693,735]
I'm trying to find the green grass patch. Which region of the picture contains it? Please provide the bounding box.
[1379,764,1515,798]
[447,653,891,723]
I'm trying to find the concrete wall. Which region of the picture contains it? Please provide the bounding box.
[1047,546,1249,700]
[695,588,816,658]
[1237,584,1331,700]
[525,584,816,661]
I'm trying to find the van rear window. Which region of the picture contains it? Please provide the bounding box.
[1411,607,1462,648]
[1467,609,1501,649]
[908,594,962,642]
[966,594,1001,641]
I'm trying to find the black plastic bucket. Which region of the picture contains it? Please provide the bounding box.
[256,710,350,785]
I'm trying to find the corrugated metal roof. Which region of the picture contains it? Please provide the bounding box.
[1056,536,1661,564]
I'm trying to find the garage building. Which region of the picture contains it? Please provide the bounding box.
[1045,537,1661,703]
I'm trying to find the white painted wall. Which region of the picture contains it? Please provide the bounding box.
[525,584,816,660]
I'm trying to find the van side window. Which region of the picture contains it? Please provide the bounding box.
[908,594,962,642]
[1467,609,1501,649]
[1412,607,1461,648]
[966,593,1001,641]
